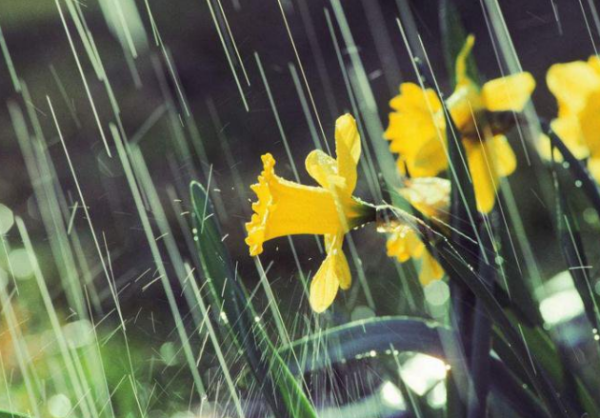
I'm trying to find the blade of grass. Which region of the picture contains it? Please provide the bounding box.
[467,223,494,418]
[190,181,317,418]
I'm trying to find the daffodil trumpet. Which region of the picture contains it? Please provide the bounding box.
[246,114,377,313]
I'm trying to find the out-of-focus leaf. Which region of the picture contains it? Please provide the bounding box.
[492,317,600,418]
[280,316,548,418]
[0,411,31,418]
[190,181,317,418]
[282,316,448,374]
[424,229,576,418]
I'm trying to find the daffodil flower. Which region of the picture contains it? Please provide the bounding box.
[383,177,449,285]
[384,35,535,213]
[386,223,444,286]
[544,57,600,180]
[245,114,375,313]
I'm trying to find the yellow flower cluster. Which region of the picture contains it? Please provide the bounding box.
[544,57,600,180]
[382,35,534,286]
[246,114,375,313]
[245,34,600,313]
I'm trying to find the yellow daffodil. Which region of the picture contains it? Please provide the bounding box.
[384,35,535,213]
[398,177,451,221]
[246,114,375,313]
[545,57,600,180]
[384,177,449,285]
[386,223,444,286]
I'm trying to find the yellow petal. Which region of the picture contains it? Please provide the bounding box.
[455,34,475,86]
[419,251,444,286]
[399,177,451,220]
[335,114,361,194]
[336,251,352,290]
[489,135,517,177]
[466,142,498,214]
[550,116,590,159]
[386,224,425,263]
[588,55,600,76]
[547,61,600,115]
[588,157,600,183]
[309,253,340,313]
[305,149,345,190]
[385,83,447,177]
[482,72,535,112]
[446,84,483,130]
[579,90,600,157]
[324,233,352,290]
[413,137,450,176]
[245,154,361,256]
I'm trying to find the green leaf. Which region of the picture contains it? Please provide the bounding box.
[190,181,317,418]
[422,227,576,418]
[280,316,548,418]
[0,411,31,418]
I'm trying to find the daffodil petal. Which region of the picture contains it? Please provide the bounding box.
[399,177,451,220]
[455,34,475,86]
[386,224,425,263]
[579,90,600,157]
[489,135,517,177]
[336,251,352,290]
[305,149,345,190]
[413,138,449,176]
[335,114,361,195]
[547,61,600,115]
[385,83,447,177]
[324,233,352,290]
[309,254,340,313]
[466,142,498,214]
[482,72,535,112]
[588,158,600,183]
[550,116,590,159]
[419,251,444,286]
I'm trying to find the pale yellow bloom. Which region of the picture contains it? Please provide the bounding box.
[385,35,534,213]
[545,57,600,180]
[246,114,374,313]
[386,223,444,286]
[399,177,451,221]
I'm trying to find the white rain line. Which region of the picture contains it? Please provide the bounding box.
[204,0,250,111]
[46,95,126,328]
[110,123,208,396]
[276,0,328,144]
[53,0,112,157]
[16,218,99,418]
[254,52,300,181]
[215,0,250,86]
[187,267,248,418]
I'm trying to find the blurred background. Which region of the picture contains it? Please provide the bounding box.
[1,0,600,417]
